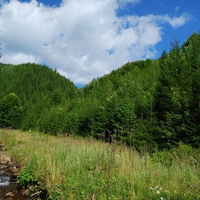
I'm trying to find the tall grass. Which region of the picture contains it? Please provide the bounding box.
[0,129,199,199]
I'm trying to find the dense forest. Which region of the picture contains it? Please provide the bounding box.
[0,32,200,151]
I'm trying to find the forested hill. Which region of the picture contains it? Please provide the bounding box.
[0,63,78,131]
[0,63,77,100]
[0,32,200,151]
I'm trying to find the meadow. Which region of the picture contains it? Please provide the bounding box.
[0,129,199,200]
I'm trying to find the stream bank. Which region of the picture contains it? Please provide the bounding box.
[0,143,29,200]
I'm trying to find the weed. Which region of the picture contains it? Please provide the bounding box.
[0,129,200,199]
[18,166,37,187]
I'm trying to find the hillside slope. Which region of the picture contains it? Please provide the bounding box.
[0,63,77,131]
[0,32,200,150]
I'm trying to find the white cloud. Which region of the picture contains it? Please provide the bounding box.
[162,13,191,28]
[117,0,141,8]
[0,0,191,84]
[175,6,179,12]
[2,52,41,64]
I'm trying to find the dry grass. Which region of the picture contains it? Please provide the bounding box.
[0,129,199,199]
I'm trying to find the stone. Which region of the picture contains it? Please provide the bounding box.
[0,170,5,175]
[3,156,11,162]
[11,167,19,174]
[7,163,15,167]
[20,189,29,196]
[0,147,5,151]
[0,165,7,170]
[6,192,15,197]
[0,160,8,165]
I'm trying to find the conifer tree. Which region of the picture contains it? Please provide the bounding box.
[183,33,200,146]
[153,50,176,149]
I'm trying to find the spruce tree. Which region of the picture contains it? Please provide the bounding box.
[183,33,200,146]
[153,50,176,149]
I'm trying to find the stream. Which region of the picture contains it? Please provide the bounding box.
[0,144,29,200]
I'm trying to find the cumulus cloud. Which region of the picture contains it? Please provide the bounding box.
[0,0,191,84]
[2,52,41,64]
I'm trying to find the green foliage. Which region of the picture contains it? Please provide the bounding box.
[0,32,200,150]
[2,130,200,200]
[152,142,199,167]
[18,166,37,187]
[153,33,200,149]
[0,93,23,129]
[0,63,77,132]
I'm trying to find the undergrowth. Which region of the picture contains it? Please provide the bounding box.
[0,129,200,199]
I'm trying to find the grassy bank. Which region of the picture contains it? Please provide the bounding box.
[0,129,199,199]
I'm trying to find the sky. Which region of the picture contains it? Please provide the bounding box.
[0,0,199,87]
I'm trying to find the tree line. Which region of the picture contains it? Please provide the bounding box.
[0,32,200,151]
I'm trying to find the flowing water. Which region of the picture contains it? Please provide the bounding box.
[0,169,29,200]
[0,142,29,200]
[0,143,47,200]
[0,175,10,186]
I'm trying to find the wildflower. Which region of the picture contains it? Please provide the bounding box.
[160,197,164,200]
[157,190,160,194]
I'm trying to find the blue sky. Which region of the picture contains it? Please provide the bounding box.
[117,1,199,54]
[0,0,199,86]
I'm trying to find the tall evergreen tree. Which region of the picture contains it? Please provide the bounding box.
[153,50,176,148]
[182,33,200,146]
